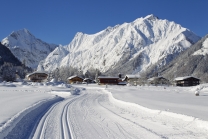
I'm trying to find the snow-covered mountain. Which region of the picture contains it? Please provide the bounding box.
[153,34,208,82]
[38,14,200,75]
[1,29,59,68]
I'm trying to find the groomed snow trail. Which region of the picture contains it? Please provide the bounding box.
[3,97,64,139]
[33,87,208,139]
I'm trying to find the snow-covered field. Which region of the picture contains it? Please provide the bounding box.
[0,82,208,138]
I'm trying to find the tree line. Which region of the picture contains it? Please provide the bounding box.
[0,62,32,82]
[49,66,101,83]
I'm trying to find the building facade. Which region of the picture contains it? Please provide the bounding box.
[97,76,119,85]
[68,75,84,84]
[27,71,48,82]
[175,76,200,86]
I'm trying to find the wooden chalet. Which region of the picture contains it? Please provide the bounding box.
[97,76,119,85]
[27,71,48,82]
[175,76,200,86]
[68,75,84,84]
[148,76,170,85]
[123,75,140,85]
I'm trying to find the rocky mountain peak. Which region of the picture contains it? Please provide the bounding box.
[1,29,59,68]
[37,15,201,75]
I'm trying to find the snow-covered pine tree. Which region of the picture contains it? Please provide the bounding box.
[1,63,16,81]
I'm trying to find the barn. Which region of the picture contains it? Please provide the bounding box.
[175,76,200,86]
[97,76,119,85]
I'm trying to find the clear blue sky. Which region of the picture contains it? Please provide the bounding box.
[1,0,208,45]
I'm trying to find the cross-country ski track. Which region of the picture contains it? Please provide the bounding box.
[32,86,207,139]
[2,85,208,139]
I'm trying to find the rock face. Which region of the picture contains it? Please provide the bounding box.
[37,14,200,75]
[0,43,22,66]
[154,34,208,82]
[1,29,58,68]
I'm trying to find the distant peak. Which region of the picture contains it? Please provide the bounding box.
[144,14,159,20]
[10,28,32,36]
[18,28,31,34]
[23,28,30,33]
[75,32,84,36]
[5,29,35,42]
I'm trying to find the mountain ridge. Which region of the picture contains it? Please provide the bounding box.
[38,14,201,75]
[151,34,208,82]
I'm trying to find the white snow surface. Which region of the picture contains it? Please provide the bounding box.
[0,81,208,138]
[38,14,200,74]
[1,29,59,68]
[125,74,140,78]
[193,38,208,56]
[174,76,199,81]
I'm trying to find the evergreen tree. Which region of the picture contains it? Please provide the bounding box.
[1,63,16,81]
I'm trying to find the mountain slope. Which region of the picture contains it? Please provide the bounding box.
[153,34,208,82]
[38,15,200,75]
[0,43,22,66]
[1,29,59,68]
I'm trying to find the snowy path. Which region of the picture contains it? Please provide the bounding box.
[3,97,64,139]
[33,87,208,139]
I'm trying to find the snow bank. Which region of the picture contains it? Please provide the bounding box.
[190,83,208,93]
[103,89,208,131]
[0,81,16,87]
[49,91,71,98]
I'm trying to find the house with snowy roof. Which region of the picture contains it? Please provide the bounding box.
[68,75,84,84]
[174,76,200,86]
[26,71,48,82]
[123,75,140,85]
[148,76,170,85]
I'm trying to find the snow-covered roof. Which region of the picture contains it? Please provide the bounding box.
[27,71,48,77]
[67,75,84,80]
[83,78,93,81]
[148,77,155,81]
[125,75,140,78]
[148,76,166,81]
[174,76,200,81]
[122,74,140,81]
[97,76,119,79]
